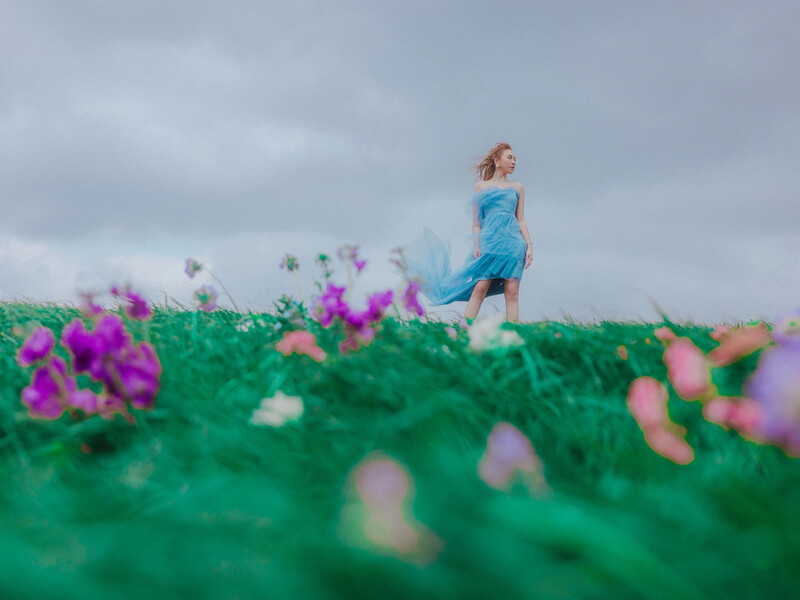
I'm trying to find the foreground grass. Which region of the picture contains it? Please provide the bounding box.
[1,302,797,599]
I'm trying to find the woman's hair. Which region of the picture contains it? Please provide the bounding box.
[473,142,512,181]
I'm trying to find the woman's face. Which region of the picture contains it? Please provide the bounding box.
[496,149,516,174]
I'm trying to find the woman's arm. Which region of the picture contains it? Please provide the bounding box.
[515,184,533,268]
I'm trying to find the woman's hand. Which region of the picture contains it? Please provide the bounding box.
[524,246,532,268]
[473,246,481,259]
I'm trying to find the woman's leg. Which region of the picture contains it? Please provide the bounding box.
[504,279,520,323]
[464,279,492,320]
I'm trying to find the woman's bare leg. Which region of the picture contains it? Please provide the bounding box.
[464,279,492,320]
[504,279,520,323]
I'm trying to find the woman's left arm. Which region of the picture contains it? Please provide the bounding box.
[515,184,533,269]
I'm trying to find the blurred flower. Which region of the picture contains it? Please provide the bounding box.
[702,397,765,442]
[709,323,771,367]
[275,330,327,362]
[772,309,800,348]
[316,253,331,266]
[235,317,254,332]
[337,245,358,262]
[617,345,628,360]
[339,452,442,564]
[654,327,676,342]
[445,326,457,341]
[111,286,153,321]
[17,326,55,367]
[279,254,299,272]
[78,292,104,317]
[663,337,713,400]
[20,357,70,420]
[554,332,562,339]
[468,315,524,352]
[250,391,305,427]
[642,428,695,465]
[709,324,732,341]
[194,285,218,312]
[62,315,162,412]
[402,280,425,317]
[478,422,550,497]
[362,289,394,323]
[627,376,670,431]
[745,343,800,457]
[626,376,695,464]
[354,258,367,273]
[314,282,349,328]
[185,258,203,279]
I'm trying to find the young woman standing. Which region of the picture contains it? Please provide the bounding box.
[402,142,533,323]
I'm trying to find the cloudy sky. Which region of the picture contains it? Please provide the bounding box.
[2,1,798,323]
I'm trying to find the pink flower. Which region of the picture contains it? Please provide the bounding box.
[642,428,695,465]
[709,324,732,341]
[702,397,765,441]
[444,327,457,341]
[478,422,549,495]
[653,327,676,342]
[275,330,327,362]
[627,377,670,431]
[17,326,55,367]
[617,345,628,360]
[340,452,442,564]
[663,337,713,400]
[708,323,771,367]
[354,258,367,273]
[626,376,695,464]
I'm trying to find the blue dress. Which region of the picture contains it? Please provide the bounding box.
[403,186,527,305]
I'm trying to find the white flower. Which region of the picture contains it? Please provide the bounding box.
[235,318,254,332]
[250,391,305,427]
[467,315,524,352]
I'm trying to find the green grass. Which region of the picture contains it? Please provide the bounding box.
[1,302,798,599]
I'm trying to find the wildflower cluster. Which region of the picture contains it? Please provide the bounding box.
[17,287,161,423]
[627,313,800,462]
[314,282,394,353]
[298,245,426,353]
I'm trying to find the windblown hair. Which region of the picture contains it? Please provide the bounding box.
[473,142,512,181]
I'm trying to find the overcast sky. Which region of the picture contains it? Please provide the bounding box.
[2,1,799,323]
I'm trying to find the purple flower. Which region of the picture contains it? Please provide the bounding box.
[354,259,367,273]
[61,314,161,412]
[195,285,218,312]
[79,292,104,317]
[314,282,349,327]
[402,281,424,317]
[773,309,800,349]
[123,291,152,320]
[746,343,800,456]
[20,357,71,420]
[365,290,394,323]
[279,254,299,272]
[17,326,55,367]
[62,319,99,373]
[115,342,162,410]
[185,258,203,279]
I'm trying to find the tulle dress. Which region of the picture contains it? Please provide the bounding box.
[403,186,527,305]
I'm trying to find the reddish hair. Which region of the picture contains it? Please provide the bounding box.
[473,142,512,181]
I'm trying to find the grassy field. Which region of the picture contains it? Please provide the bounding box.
[1,301,798,599]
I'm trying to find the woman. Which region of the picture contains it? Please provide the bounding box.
[402,142,533,323]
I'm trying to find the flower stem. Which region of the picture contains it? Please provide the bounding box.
[206,269,240,313]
